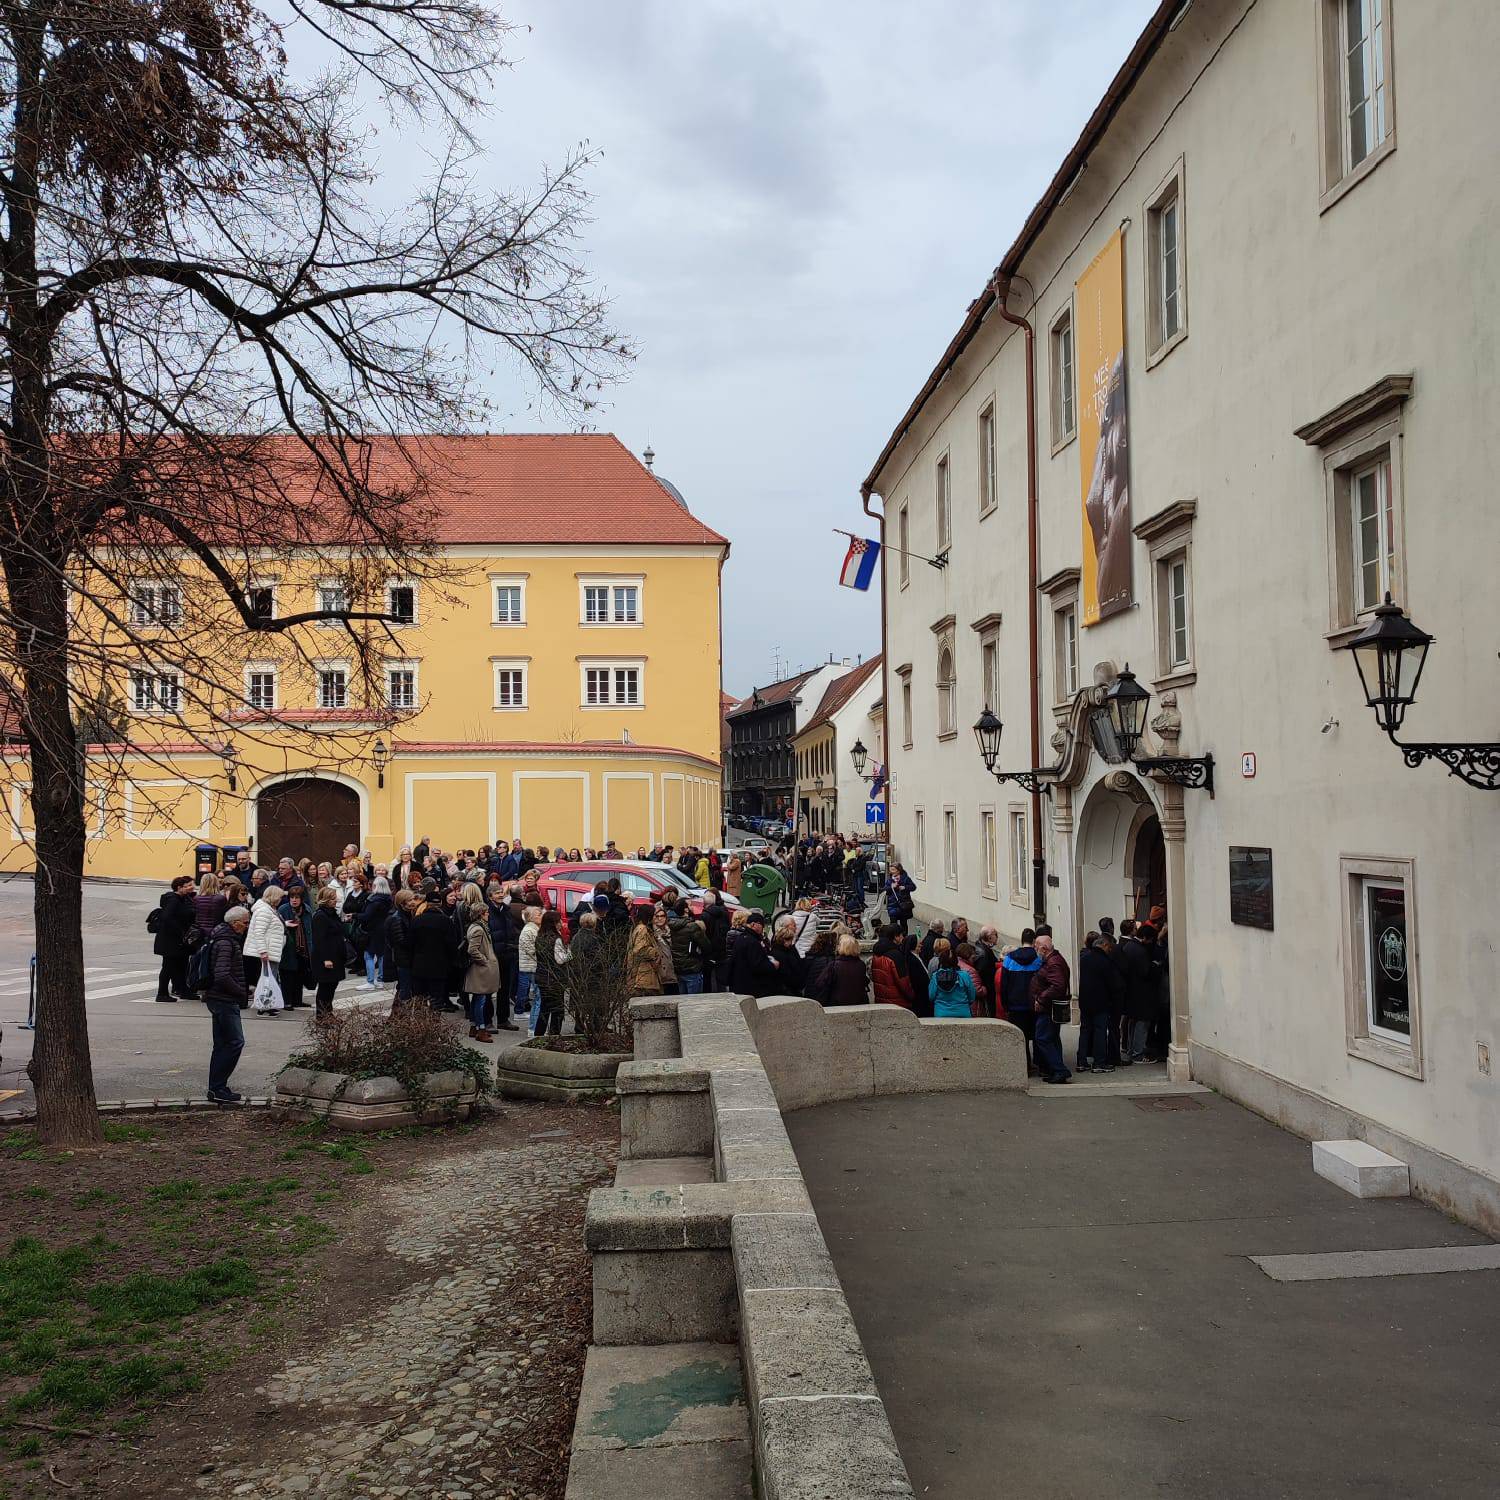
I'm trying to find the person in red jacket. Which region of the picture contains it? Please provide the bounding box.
[870,925,913,1008]
[1029,933,1073,1084]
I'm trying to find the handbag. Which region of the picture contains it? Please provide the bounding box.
[252,969,284,1013]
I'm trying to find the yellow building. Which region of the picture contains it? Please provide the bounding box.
[0,435,728,879]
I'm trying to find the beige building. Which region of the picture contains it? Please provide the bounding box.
[863,0,1500,1229]
[792,655,883,838]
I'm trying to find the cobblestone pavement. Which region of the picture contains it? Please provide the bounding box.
[190,1123,616,1500]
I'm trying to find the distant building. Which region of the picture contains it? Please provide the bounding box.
[862,1,1500,1228]
[792,655,882,838]
[724,663,847,821]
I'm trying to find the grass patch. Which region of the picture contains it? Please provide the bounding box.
[100,1122,156,1145]
[146,1178,202,1205]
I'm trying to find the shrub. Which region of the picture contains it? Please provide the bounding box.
[562,924,633,1050]
[284,1006,493,1109]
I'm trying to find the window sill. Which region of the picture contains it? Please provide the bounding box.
[980,886,999,903]
[491,620,527,628]
[580,621,643,629]
[1346,1033,1423,1081]
[492,705,528,712]
[580,704,646,712]
[902,740,914,751]
[978,503,997,523]
[1324,620,1374,649]
[1145,326,1188,371]
[1319,135,1396,215]
[1009,892,1029,910]
[1049,428,1077,458]
[937,730,958,743]
[1152,668,1197,691]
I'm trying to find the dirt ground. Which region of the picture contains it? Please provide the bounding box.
[0,1100,618,1499]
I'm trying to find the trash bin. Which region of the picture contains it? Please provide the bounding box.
[192,842,220,876]
[219,842,250,872]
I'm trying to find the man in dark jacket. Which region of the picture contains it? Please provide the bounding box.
[1029,935,1072,1084]
[699,891,730,991]
[667,901,709,995]
[724,913,779,998]
[1077,934,1124,1072]
[972,926,999,1018]
[205,908,250,1103]
[999,930,1042,1072]
[152,875,198,1003]
[1120,923,1159,1063]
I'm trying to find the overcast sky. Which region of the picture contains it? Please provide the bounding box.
[355,0,1161,696]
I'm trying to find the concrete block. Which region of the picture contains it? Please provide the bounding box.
[745,997,833,1111]
[629,997,682,1023]
[592,1249,737,1345]
[717,1138,804,1183]
[1313,1138,1411,1199]
[614,1156,716,1188]
[617,1060,712,1093]
[824,1007,878,1101]
[680,1180,813,1245]
[739,1287,879,1410]
[621,1089,714,1161]
[565,1443,752,1500]
[732,1212,842,1294]
[756,1393,913,1500]
[586,1185,692,1253]
[572,1342,747,1452]
[917,1017,1028,1093]
[709,1066,781,1114]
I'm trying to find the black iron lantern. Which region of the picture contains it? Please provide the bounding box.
[1344,594,1432,737]
[972,707,1002,774]
[372,736,389,789]
[849,738,868,777]
[1104,665,1152,761]
[219,740,239,793]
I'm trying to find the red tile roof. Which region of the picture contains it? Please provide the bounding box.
[375,433,729,547]
[801,656,882,735]
[724,669,818,718]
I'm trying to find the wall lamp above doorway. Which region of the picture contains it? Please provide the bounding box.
[1340,594,1500,790]
[1102,668,1215,798]
[219,741,239,794]
[971,707,1062,797]
[371,737,390,789]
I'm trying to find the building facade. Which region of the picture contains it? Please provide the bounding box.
[792,655,882,839]
[1,435,728,879]
[865,0,1500,1227]
[723,663,845,821]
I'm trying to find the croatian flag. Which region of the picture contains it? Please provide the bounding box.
[868,762,886,798]
[838,536,881,591]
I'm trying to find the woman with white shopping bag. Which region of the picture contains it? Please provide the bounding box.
[247,887,286,1017]
[311,885,346,1018]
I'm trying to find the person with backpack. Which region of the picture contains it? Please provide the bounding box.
[204,907,250,1104]
[150,875,198,1003]
[929,952,976,1018]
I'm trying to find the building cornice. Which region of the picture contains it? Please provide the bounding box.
[1294,374,1414,448]
[1037,566,1081,598]
[1132,499,1198,544]
[969,612,1003,632]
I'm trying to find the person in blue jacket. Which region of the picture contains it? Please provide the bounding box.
[884,862,917,934]
[929,958,976,1018]
[999,930,1043,1074]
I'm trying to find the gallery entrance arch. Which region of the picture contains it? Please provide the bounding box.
[1075,773,1164,934]
[253,777,362,864]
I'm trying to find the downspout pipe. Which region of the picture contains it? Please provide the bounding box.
[860,483,891,860]
[988,271,1046,928]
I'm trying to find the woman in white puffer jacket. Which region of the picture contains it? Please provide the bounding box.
[245,886,286,989]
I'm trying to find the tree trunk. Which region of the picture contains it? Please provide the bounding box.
[22,585,102,1146]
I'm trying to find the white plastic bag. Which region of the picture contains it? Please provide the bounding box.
[252,969,284,1013]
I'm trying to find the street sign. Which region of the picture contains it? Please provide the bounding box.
[865,801,886,825]
[1241,751,1257,778]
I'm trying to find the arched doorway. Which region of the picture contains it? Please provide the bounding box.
[1129,814,1166,923]
[254,777,361,864]
[1075,773,1161,934]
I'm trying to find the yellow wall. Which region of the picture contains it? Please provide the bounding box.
[0,543,726,879]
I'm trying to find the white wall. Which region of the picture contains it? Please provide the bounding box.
[875,0,1500,1183]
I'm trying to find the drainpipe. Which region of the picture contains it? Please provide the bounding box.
[859,484,891,860]
[989,272,1046,928]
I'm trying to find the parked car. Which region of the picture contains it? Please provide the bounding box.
[535,860,738,939]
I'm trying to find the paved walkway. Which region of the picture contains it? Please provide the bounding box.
[785,1088,1500,1499]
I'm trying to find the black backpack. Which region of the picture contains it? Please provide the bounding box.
[145,906,163,934]
[186,936,215,994]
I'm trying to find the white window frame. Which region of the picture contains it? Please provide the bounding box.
[1340,853,1422,1079]
[934,625,957,740]
[1144,157,1187,367]
[490,574,527,627]
[579,657,645,709]
[385,579,417,627]
[1049,302,1076,452]
[1349,455,1396,618]
[1008,804,1029,907]
[1164,553,1192,672]
[385,660,419,711]
[316,579,349,625]
[898,503,910,589]
[980,630,999,716]
[912,807,926,882]
[578,575,645,627]
[1317,0,1396,210]
[315,660,351,711]
[128,581,183,628]
[897,665,913,750]
[491,658,529,710]
[243,663,278,712]
[130,668,182,715]
[935,451,951,554]
[980,806,998,901]
[942,806,958,890]
[1135,500,1198,689]
[977,400,998,517]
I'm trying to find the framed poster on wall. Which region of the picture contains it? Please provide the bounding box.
[1228,845,1274,930]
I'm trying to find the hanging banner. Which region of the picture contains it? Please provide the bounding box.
[1076,229,1132,626]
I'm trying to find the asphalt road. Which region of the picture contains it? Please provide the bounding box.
[0,877,403,1111]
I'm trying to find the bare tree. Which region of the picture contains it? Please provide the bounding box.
[0,0,629,1143]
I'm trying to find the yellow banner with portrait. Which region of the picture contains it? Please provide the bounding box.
[1075,229,1131,626]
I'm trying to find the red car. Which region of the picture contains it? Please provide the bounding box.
[535,860,736,939]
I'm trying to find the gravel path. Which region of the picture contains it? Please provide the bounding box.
[190,1122,616,1500]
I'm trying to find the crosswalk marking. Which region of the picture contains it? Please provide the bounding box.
[0,967,161,996]
[6,961,399,1012]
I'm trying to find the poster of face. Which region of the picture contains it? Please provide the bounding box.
[1075,229,1133,626]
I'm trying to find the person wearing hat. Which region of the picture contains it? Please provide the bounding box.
[205,906,251,1103]
[724,910,780,998]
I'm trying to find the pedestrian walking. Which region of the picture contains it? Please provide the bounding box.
[151,875,198,1002]
[204,907,250,1104]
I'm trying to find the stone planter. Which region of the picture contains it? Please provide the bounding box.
[495,1041,631,1102]
[273,1066,480,1132]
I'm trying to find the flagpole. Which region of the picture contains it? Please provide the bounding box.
[833,527,947,571]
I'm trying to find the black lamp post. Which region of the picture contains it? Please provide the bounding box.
[371,737,389,790]
[1341,594,1500,789]
[850,738,868,777]
[219,740,239,794]
[970,705,1058,796]
[1103,666,1215,796]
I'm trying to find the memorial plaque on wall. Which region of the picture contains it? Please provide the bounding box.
[1228,846,1274,930]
